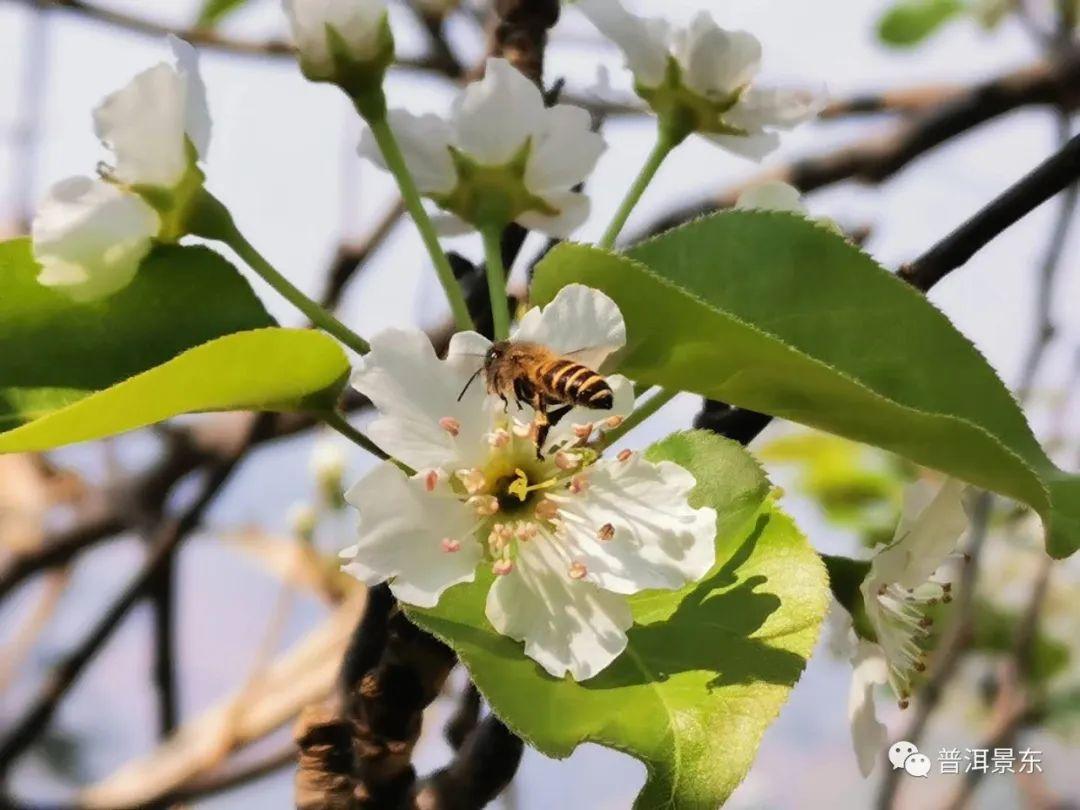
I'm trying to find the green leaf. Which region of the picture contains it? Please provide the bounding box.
[0,328,348,453]
[195,0,252,27]
[531,212,1080,559]
[0,238,348,451]
[409,431,829,809]
[877,0,964,46]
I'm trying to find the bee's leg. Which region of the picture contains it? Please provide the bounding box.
[513,378,532,412]
[529,392,550,459]
[499,394,509,412]
[547,405,573,429]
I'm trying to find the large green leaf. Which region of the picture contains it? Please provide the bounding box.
[0,328,348,453]
[877,0,964,46]
[531,212,1080,559]
[410,431,828,809]
[0,238,348,451]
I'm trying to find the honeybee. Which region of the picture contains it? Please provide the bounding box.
[459,341,614,457]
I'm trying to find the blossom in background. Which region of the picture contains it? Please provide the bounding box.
[839,477,968,775]
[578,0,823,158]
[32,36,210,301]
[358,58,605,237]
[734,180,806,214]
[282,0,393,88]
[341,285,716,680]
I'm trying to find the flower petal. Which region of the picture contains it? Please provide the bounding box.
[168,35,211,159]
[872,478,968,588]
[485,533,633,680]
[342,462,481,607]
[577,0,670,88]
[283,0,388,75]
[548,453,716,594]
[848,639,888,778]
[525,105,606,194]
[32,176,159,302]
[512,283,626,370]
[673,15,761,100]
[359,109,456,195]
[703,130,781,161]
[735,180,805,214]
[452,58,545,165]
[352,328,493,470]
[726,85,826,132]
[93,61,190,188]
[515,191,591,238]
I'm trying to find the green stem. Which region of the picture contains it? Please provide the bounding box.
[224,228,371,356]
[602,387,678,448]
[322,411,387,461]
[481,227,511,340]
[367,115,475,333]
[599,131,677,250]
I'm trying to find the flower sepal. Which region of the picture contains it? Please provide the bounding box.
[636,56,748,146]
[432,140,558,231]
[122,139,207,243]
[323,17,394,120]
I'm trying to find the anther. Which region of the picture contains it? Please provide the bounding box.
[441,537,461,553]
[568,562,588,580]
[424,469,440,492]
[511,421,533,438]
[439,416,461,437]
[469,495,499,516]
[487,429,511,448]
[569,474,589,494]
[456,468,486,494]
[534,499,559,520]
[597,523,615,541]
[617,448,633,463]
[572,423,593,441]
[554,450,579,471]
[492,559,514,576]
[603,415,624,430]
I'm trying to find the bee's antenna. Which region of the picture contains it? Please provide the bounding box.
[457,367,483,402]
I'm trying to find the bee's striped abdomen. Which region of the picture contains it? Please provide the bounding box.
[538,358,613,410]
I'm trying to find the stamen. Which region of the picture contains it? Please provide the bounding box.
[511,420,533,438]
[492,559,514,576]
[603,415,624,430]
[534,499,559,520]
[597,523,615,542]
[424,469,440,492]
[456,468,486,495]
[469,495,499,516]
[568,561,588,580]
[486,429,511,448]
[439,416,461,437]
[616,449,633,463]
[572,423,593,441]
[441,537,461,553]
[515,522,537,541]
[569,474,589,494]
[554,450,580,471]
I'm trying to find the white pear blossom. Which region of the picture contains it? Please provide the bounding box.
[358,58,605,237]
[341,285,717,680]
[848,635,889,777]
[283,0,392,84]
[31,37,211,301]
[578,1,823,158]
[734,180,806,214]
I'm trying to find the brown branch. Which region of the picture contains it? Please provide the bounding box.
[320,204,406,311]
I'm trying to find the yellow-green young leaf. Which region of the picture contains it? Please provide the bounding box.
[531,212,1080,559]
[0,238,349,450]
[196,0,252,27]
[0,329,348,453]
[409,431,828,810]
[877,0,964,46]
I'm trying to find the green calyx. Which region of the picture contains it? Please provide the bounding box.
[433,139,556,230]
[636,56,749,145]
[125,139,207,243]
[323,16,394,121]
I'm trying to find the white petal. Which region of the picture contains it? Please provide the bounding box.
[32,176,159,302]
[848,640,888,778]
[168,36,211,158]
[93,62,189,188]
[548,454,716,594]
[525,105,605,194]
[452,58,546,165]
[871,478,968,588]
[351,329,492,470]
[735,180,805,214]
[672,15,761,99]
[541,374,634,452]
[283,0,388,75]
[343,462,481,607]
[703,130,780,161]
[512,283,626,370]
[515,191,591,238]
[485,533,633,680]
[359,109,456,195]
[577,0,670,88]
[726,85,826,132]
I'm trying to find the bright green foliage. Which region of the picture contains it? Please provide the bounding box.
[409,431,829,810]
[877,0,965,45]
[530,212,1080,559]
[196,0,252,27]
[0,238,348,451]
